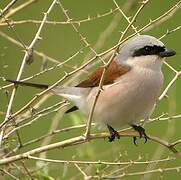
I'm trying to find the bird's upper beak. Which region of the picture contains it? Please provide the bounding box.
[159,48,176,58]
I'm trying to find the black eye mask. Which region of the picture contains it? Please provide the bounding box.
[133,45,165,57]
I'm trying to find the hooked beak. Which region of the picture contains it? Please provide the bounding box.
[159,48,176,58]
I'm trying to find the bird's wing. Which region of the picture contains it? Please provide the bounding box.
[77,60,130,87]
[66,60,130,113]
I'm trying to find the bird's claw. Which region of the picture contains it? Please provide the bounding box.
[107,125,120,142]
[131,125,148,146]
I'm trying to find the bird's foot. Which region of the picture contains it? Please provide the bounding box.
[107,125,120,142]
[131,125,148,146]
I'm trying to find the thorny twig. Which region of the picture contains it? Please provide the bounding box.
[0,0,18,18]
[0,7,119,26]
[0,0,59,131]
[0,130,180,166]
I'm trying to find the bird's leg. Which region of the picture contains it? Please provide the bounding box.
[107,125,120,142]
[131,125,148,146]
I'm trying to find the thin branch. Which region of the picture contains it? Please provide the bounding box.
[0,30,60,64]
[1,15,27,49]
[159,25,181,40]
[159,71,180,101]
[27,155,175,166]
[5,110,181,150]
[0,130,180,166]
[3,101,68,139]
[0,168,19,180]
[164,61,179,73]
[149,114,181,123]
[104,165,181,178]
[74,163,90,180]
[1,0,39,21]
[0,47,84,90]
[0,8,118,26]
[142,0,181,32]
[0,0,18,18]
[18,124,89,148]
[112,0,139,34]
[0,0,59,133]
[58,1,105,64]
[20,161,34,179]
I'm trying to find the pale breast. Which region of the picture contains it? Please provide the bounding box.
[86,66,163,129]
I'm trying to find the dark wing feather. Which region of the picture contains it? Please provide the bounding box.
[65,106,79,113]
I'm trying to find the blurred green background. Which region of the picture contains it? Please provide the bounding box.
[0,0,181,179]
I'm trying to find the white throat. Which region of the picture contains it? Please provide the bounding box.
[125,55,163,71]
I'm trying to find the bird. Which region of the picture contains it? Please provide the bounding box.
[6,35,176,144]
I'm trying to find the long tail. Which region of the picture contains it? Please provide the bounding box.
[6,79,79,113]
[5,79,49,89]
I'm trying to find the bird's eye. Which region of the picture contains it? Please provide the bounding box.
[133,45,165,57]
[144,46,152,52]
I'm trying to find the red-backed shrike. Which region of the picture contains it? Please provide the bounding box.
[6,35,176,143]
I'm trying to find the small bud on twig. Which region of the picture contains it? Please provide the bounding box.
[26,47,34,65]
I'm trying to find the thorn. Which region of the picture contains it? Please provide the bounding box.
[56,0,60,5]
[128,16,132,21]
[64,9,68,13]
[164,94,169,99]
[37,36,42,40]
[64,71,68,76]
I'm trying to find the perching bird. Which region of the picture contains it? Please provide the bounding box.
[6,35,176,144]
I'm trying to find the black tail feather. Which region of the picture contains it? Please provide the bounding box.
[6,79,79,113]
[65,106,79,113]
[6,79,49,89]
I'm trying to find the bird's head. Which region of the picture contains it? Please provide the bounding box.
[117,35,176,70]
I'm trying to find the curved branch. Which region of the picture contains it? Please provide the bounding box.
[0,129,180,166]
